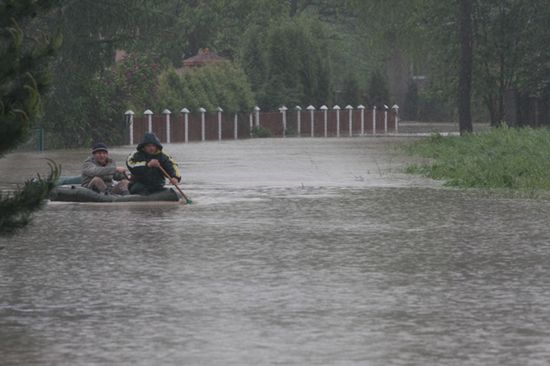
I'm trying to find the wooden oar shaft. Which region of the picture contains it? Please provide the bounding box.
[158,165,190,203]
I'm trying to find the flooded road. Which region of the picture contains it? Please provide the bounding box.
[1,138,550,365]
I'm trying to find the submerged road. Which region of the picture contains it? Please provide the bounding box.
[1,137,549,365]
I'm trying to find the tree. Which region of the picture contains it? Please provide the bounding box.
[404,81,419,121]
[40,0,158,147]
[473,0,550,126]
[458,0,473,134]
[0,0,60,235]
[367,70,390,108]
[239,17,332,110]
[340,73,362,106]
[157,63,255,113]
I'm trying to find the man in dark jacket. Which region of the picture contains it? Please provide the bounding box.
[82,142,129,194]
[126,133,181,195]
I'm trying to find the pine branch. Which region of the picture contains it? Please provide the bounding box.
[0,160,61,236]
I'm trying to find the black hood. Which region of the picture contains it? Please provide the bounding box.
[137,133,163,151]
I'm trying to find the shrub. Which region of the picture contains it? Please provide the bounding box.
[157,63,256,113]
[239,17,332,110]
[406,127,550,192]
[251,125,272,138]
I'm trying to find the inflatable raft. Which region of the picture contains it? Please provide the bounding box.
[50,186,180,203]
[51,177,180,203]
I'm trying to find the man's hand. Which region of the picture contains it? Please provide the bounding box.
[169,177,179,186]
[115,166,127,173]
[147,159,160,168]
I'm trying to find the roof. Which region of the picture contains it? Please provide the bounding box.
[182,48,228,67]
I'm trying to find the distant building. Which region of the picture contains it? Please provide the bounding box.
[115,49,129,63]
[176,48,228,74]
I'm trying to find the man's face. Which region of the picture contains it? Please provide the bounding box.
[143,144,158,155]
[93,150,109,165]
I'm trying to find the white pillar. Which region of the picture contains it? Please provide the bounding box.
[296,106,302,136]
[392,104,400,134]
[320,105,328,138]
[307,105,316,137]
[181,108,190,143]
[144,109,153,133]
[372,106,377,135]
[333,105,341,138]
[280,106,288,138]
[217,107,223,141]
[163,109,171,143]
[358,105,365,136]
[346,105,354,137]
[125,110,135,145]
[199,107,206,141]
[254,106,261,127]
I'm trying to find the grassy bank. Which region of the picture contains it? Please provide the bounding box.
[406,127,550,192]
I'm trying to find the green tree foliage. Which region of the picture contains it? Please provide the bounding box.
[367,70,390,108]
[0,0,60,235]
[473,0,550,125]
[354,0,550,126]
[340,72,363,106]
[28,0,550,147]
[404,81,419,121]
[0,0,58,153]
[240,17,332,110]
[158,63,255,113]
[0,161,60,235]
[40,0,158,147]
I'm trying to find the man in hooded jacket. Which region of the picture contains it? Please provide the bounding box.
[126,133,181,195]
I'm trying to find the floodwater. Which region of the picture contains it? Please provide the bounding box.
[1,137,550,366]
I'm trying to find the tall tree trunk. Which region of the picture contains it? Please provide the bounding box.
[290,0,298,17]
[485,95,499,126]
[458,0,474,134]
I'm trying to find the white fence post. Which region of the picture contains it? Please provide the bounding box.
[346,105,354,137]
[254,106,261,127]
[234,113,238,140]
[392,104,400,133]
[144,109,153,133]
[163,109,171,143]
[181,108,190,143]
[199,107,206,141]
[280,106,288,138]
[384,105,389,134]
[296,106,302,136]
[372,106,377,135]
[320,105,328,137]
[307,105,316,137]
[217,107,223,141]
[125,110,134,145]
[333,105,341,137]
[358,105,365,136]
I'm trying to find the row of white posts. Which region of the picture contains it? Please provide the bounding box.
[124,104,399,145]
[282,104,400,139]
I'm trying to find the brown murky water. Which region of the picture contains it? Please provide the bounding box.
[1,137,549,365]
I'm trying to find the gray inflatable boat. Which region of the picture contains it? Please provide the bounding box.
[49,185,180,203]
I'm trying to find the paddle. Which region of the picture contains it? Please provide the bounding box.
[158,165,192,204]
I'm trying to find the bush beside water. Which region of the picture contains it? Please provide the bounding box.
[406,127,550,192]
[251,126,272,138]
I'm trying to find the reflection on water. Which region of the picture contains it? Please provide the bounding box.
[1,138,550,365]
